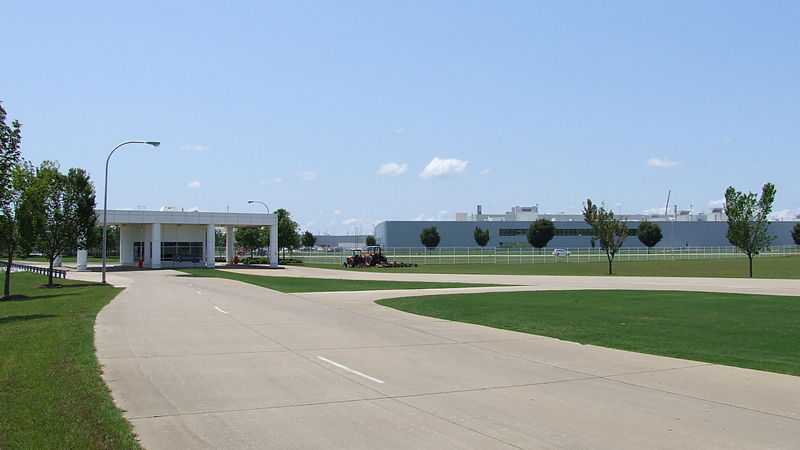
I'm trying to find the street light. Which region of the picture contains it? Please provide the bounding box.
[102,140,160,284]
[247,200,270,213]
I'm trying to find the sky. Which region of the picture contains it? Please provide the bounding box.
[3,1,799,235]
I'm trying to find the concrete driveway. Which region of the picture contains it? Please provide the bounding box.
[93,268,800,449]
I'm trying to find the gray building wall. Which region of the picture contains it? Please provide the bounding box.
[374,220,800,248]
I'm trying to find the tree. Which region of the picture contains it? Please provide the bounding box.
[420,226,440,249]
[724,183,777,278]
[215,229,226,248]
[0,102,24,298]
[275,208,299,259]
[235,227,265,258]
[473,227,490,247]
[583,199,629,275]
[301,230,317,248]
[365,234,377,247]
[792,223,800,246]
[25,161,97,286]
[636,221,663,251]
[527,219,555,251]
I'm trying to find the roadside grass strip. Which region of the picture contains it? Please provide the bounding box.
[307,255,800,278]
[378,290,800,376]
[179,268,499,292]
[0,273,139,449]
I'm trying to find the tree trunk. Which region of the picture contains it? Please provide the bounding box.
[748,254,753,278]
[48,258,55,286]
[607,252,613,275]
[4,254,12,298]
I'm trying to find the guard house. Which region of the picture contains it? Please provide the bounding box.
[100,208,278,269]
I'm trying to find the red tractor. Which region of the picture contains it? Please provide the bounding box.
[343,246,416,268]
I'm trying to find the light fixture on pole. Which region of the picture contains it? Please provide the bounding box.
[247,200,270,213]
[102,141,160,284]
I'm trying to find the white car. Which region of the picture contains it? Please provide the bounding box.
[552,248,571,257]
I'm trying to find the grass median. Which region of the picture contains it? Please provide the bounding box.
[179,268,499,292]
[378,290,800,376]
[306,256,800,278]
[0,273,138,449]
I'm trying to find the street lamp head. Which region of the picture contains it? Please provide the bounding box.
[146,141,161,147]
[248,200,255,204]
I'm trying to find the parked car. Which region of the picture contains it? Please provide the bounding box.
[552,248,571,256]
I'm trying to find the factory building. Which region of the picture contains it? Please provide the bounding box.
[374,205,798,249]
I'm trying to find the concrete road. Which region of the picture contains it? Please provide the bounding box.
[93,268,800,449]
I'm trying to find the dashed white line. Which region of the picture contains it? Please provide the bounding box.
[317,356,386,384]
[213,306,228,314]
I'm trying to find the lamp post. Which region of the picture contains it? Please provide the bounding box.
[247,200,270,213]
[102,140,160,284]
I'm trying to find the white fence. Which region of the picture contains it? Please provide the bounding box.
[293,245,800,265]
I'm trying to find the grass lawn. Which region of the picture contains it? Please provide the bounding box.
[305,256,800,279]
[378,290,800,376]
[0,273,139,449]
[179,268,498,292]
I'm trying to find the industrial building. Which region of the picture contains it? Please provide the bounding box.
[374,205,799,249]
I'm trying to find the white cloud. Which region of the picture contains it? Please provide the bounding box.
[479,168,492,175]
[438,209,448,218]
[377,162,408,176]
[188,206,200,211]
[707,199,725,208]
[333,210,342,216]
[179,143,209,152]
[412,214,435,221]
[771,209,797,221]
[259,177,283,186]
[420,157,469,178]
[300,171,318,181]
[187,181,202,189]
[341,217,362,225]
[646,158,680,168]
[394,128,406,134]
[642,207,663,215]
[723,138,733,145]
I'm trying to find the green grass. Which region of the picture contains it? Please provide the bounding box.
[378,290,800,376]
[179,268,498,292]
[0,273,139,449]
[304,256,800,278]
[16,256,105,263]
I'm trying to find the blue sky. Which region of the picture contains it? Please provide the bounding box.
[4,1,798,235]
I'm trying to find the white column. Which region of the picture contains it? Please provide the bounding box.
[76,249,88,271]
[119,224,134,265]
[225,226,235,263]
[206,224,216,268]
[151,223,161,269]
[269,223,278,268]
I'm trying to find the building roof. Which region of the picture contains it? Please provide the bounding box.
[100,209,276,227]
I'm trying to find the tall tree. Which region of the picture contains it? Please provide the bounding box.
[583,199,629,275]
[724,183,777,278]
[473,226,490,247]
[26,162,97,286]
[275,208,299,259]
[0,102,24,298]
[420,226,441,249]
[215,229,226,248]
[527,219,555,251]
[301,230,317,248]
[365,234,377,247]
[636,221,663,251]
[235,227,265,258]
[792,223,800,246]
